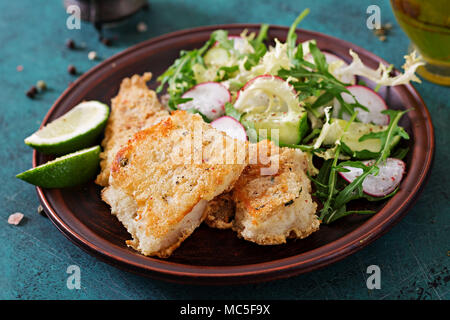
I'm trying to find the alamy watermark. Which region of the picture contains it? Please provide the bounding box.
[366,5,381,30]
[66,5,81,30]
[66,265,81,290]
[138,124,281,175]
[366,265,381,290]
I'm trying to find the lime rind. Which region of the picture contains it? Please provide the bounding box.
[16,145,101,188]
[25,101,109,155]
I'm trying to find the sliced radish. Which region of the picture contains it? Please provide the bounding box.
[333,85,389,125]
[339,158,406,197]
[305,51,356,84]
[178,82,231,121]
[211,116,247,141]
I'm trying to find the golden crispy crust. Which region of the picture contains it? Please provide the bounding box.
[104,111,248,257]
[95,73,169,186]
[232,140,319,245]
[125,200,209,259]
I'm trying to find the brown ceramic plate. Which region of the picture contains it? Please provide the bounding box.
[34,25,434,285]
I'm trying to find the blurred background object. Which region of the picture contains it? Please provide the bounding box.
[391,0,450,86]
[64,0,148,31]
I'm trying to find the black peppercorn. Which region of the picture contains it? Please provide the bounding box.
[26,86,37,98]
[101,37,112,46]
[66,39,75,49]
[68,64,77,75]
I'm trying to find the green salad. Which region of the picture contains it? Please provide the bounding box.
[156,9,424,224]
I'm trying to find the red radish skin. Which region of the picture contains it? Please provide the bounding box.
[333,85,389,125]
[305,51,356,84]
[211,116,248,141]
[178,82,231,121]
[339,158,406,197]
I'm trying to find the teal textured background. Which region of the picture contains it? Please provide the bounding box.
[1,0,449,299]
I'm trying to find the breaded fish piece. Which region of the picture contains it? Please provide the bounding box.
[102,111,248,257]
[232,140,319,245]
[95,73,169,186]
[204,192,235,229]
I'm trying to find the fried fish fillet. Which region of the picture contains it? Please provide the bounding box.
[95,73,169,186]
[231,140,319,245]
[102,111,248,257]
[204,192,235,229]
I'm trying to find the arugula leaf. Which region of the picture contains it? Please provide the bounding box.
[314,159,333,193]
[217,65,239,81]
[278,143,316,152]
[255,24,269,44]
[309,41,328,74]
[224,102,257,142]
[279,40,370,116]
[244,24,269,70]
[186,108,211,123]
[362,188,399,202]
[340,141,379,160]
[331,109,409,213]
[391,147,409,160]
[318,111,358,220]
[239,115,259,143]
[224,102,241,121]
[359,109,410,161]
[213,30,234,51]
[311,92,334,109]
[156,31,223,109]
[287,9,310,60]
[302,128,322,144]
[324,208,376,224]
[314,110,409,224]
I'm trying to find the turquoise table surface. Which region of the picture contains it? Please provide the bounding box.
[1,0,449,300]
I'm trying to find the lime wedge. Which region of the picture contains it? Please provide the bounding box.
[16,146,101,188]
[25,101,109,155]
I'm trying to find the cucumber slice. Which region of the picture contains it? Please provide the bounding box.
[243,111,308,145]
[235,75,307,145]
[192,63,216,83]
[322,119,401,158]
[204,47,230,66]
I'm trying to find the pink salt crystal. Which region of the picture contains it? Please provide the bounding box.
[8,212,24,225]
